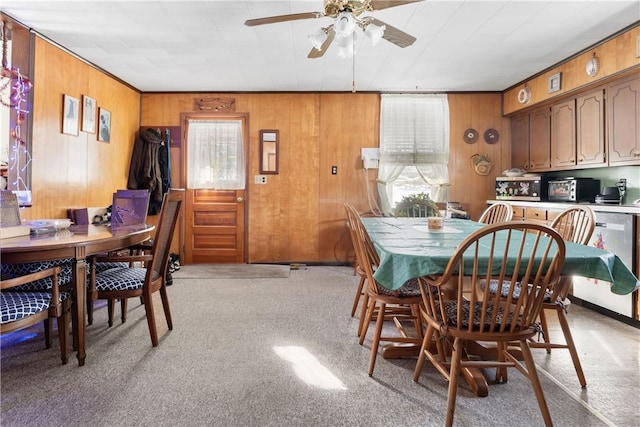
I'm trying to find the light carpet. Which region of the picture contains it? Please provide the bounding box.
[171,263,290,279]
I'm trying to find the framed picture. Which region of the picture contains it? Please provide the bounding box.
[62,94,80,136]
[548,72,562,93]
[81,95,96,133]
[98,108,111,142]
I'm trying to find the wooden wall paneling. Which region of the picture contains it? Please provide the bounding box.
[26,37,140,221]
[447,93,508,221]
[504,25,640,115]
[318,93,380,264]
[245,93,320,263]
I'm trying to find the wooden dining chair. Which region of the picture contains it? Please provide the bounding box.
[1,267,71,364]
[347,204,424,376]
[344,203,368,319]
[478,201,513,224]
[413,222,566,427]
[87,189,183,347]
[528,206,595,387]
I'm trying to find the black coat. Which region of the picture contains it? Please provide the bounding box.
[127,128,164,214]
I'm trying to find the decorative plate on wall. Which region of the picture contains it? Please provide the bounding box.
[463,128,478,144]
[484,128,499,144]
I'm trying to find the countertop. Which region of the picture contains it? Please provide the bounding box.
[486,200,640,215]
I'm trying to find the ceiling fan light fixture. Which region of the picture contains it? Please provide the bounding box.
[334,11,356,36]
[308,28,328,50]
[364,22,385,46]
[335,32,356,58]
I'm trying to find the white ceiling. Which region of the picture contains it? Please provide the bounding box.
[1,1,639,93]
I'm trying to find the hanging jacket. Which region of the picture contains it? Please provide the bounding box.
[127,128,164,214]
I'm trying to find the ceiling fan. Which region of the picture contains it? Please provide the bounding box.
[244,0,423,59]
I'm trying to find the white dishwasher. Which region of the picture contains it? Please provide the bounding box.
[572,212,635,318]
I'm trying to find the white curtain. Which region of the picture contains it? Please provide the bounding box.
[186,119,245,189]
[377,94,450,214]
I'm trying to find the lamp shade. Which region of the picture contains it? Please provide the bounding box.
[334,11,356,36]
[364,23,385,46]
[308,28,328,50]
[335,32,356,58]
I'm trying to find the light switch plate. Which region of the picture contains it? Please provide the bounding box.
[254,175,267,184]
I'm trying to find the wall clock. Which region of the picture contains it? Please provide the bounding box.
[517,85,531,104]
[586,55,600,77]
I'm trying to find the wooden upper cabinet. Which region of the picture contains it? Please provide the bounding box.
[608,74,640,165]
[511,114,529,170]
[576,88,606,167]
[529,107,551,171]
[551,99,576,169]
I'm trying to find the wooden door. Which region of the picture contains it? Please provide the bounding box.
[181,112,249,264]
[184,189,245,263]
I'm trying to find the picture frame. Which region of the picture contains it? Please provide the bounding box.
[81,95,96,133]
[62,94,80,136]
[98,108,111,142]
[548,72,562,93]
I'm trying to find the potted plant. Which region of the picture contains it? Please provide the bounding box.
[394,192,440,217]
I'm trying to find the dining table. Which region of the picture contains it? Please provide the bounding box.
[0,223,154,366]
[361,216,640,396]
[363,217,639,295]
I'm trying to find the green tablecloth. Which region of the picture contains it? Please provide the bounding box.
[362,217,639,295]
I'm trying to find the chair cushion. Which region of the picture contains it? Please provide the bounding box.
[438,300,515,331]
[1,291,70,324]
[479,279,553,302]
[94,267,149,292]
[94,261,133,273]
[1,260,74,291]
[376,277,421,298]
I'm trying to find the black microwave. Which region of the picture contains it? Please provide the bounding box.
[547,178,600,203]
[495,176,547,201]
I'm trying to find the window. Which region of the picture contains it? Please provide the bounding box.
[377,94,450,215]
[186,119,245,189]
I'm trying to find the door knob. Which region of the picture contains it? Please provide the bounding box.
[237,197,244,203]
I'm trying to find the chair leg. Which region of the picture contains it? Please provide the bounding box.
[359,297,375,345]
[57,307,70,365]
[518,340,553,427]
[538,309,552,354]
[557,308,587,387]
[357,293,370,338]
[142,292,159,347]
[413,323,435,382]
[107,299,115,327]
[445,337,463,427]
[86,297,94,326]
[44,319,52,349]
[368,302,386,376]
[120,298,128,323]
[351,275,365,317]
[160,284,173,330]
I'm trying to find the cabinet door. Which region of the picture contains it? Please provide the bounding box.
[529,108,551,171]
[552,99,576,168]
[608,74,640,165]
[577,88,606,167]
[511,114,529,170]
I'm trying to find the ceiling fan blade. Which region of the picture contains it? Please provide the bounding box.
[369,0,424,11]
[308,26,336,59]
[367,17,416,48]
[244,11,324,26]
